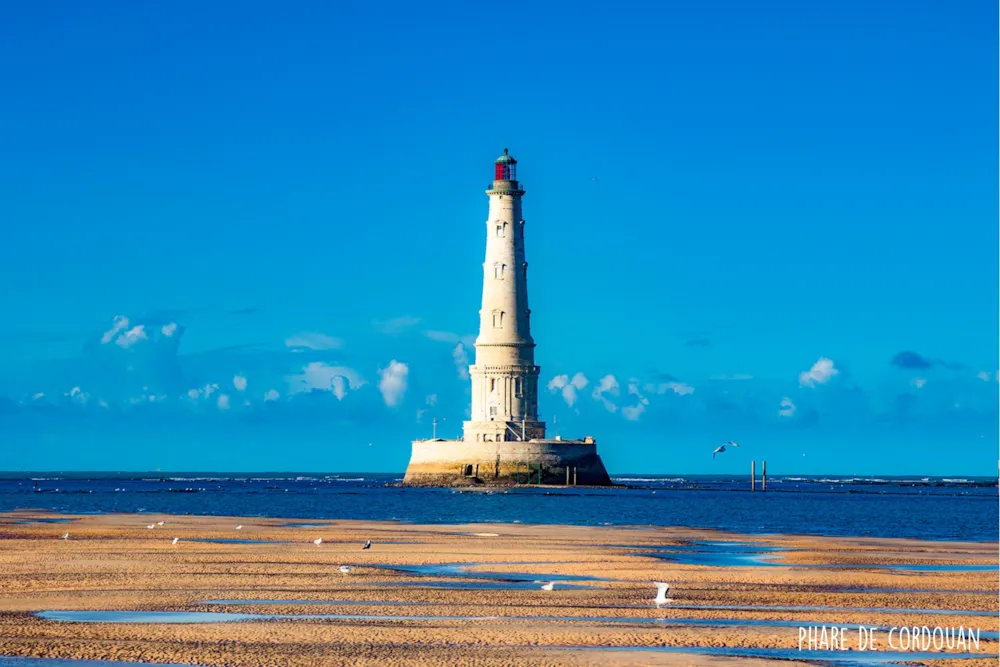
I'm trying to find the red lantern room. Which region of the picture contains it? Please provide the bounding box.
[494,148,517,181]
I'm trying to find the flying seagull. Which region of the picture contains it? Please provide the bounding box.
[654,582,671,605]
[338,565,352,574]
[723,441,739,448]
[171,537,179,545]
[313,538,323,546]
[61,533,69,540]
[540,582,555,591]
[712,444,726,459]
[362,540,371,550]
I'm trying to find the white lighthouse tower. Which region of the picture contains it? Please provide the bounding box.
[403,149,611,487]
[463,149,546,445]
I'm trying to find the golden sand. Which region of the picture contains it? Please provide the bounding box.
[0,511,996,666]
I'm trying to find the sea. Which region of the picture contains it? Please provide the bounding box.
[0,473,996,542]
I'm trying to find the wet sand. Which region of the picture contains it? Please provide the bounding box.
[0,511,996,666]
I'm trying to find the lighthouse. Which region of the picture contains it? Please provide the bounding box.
[402,149,611,487]
[464,149,546,445]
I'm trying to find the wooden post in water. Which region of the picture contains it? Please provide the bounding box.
[762,461,767,491]
[751,461,756,491]
[566,466,570,485]
[573,467,578,486]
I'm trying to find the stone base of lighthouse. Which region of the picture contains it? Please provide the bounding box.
[402,438,613,487]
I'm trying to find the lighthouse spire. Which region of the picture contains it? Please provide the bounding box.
[463,149,545,444]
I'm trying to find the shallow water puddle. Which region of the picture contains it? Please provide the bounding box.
[0,658,186,666]
[369,562,608,582]
[635,540,789,567]
[564,646,992,666]
[34,611,998,641]
[186,538,291,545]
[667,603,996,617]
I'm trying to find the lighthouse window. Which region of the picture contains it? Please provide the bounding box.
[514,378,522,397]
[494,264,505,279]
[495,224,503,237]
[492,311,503,328]
[490,378,496,392]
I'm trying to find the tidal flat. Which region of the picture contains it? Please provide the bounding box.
[0,511,996,667]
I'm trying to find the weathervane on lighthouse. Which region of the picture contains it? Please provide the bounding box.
[402,149,611,487]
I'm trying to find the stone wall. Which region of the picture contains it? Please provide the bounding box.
[402,438,612,487]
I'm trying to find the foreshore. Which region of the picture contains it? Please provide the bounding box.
[0,511,996,666]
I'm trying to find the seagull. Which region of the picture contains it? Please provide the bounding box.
[712,444,726,459]
[723,441,739,448]
[171,537,179,545]
[654,582,671,605]
[156,521,164,526]
[362,540,371,550]
[235,525,242,530]
[313,538,323,546]
[338,565,352,574]
[146,524,156,529]
[61,533,69,540]
[541,582,555,591]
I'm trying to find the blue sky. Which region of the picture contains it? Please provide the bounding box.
[0,1,996,474]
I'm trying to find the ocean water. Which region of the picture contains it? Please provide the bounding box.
[0,473,996,542]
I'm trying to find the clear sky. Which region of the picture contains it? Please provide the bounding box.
[0,1,996,474]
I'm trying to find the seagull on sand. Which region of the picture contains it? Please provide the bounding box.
[146,524,156,529]
[61,533,69,540]
[338,565,352,574]
[362,540,371,550]
[540,582,555,591]
[313,538,323,546]
[156,521,164,526]
[654,582,671,605]
[235,525,242,530]
[171,537,179,545]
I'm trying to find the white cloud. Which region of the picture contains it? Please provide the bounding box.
[65,386,89,405]
[31,392,45,400]
[263,389,280,402]
[976,371,992,382]
[452,343,470,380]
[622,381,650,421]
[378,360,409,407]
[161,322,178,337]
[376,316,421,335]
[592,374,620,413]
[912,377,927,389]
[622,403,646,421]
[233,374,248,392]
[331,376,348,400]
[548,372,588,407]
[799,357,839,387]
[115,325,148,349]
[101,316,130,344]
[424,330,477,348]
[217,394,231,410]
[778,396,796,417]
[287,362,366,398]
[187,383,219,401]
[650,381,694,396]
[284,332,343,351]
